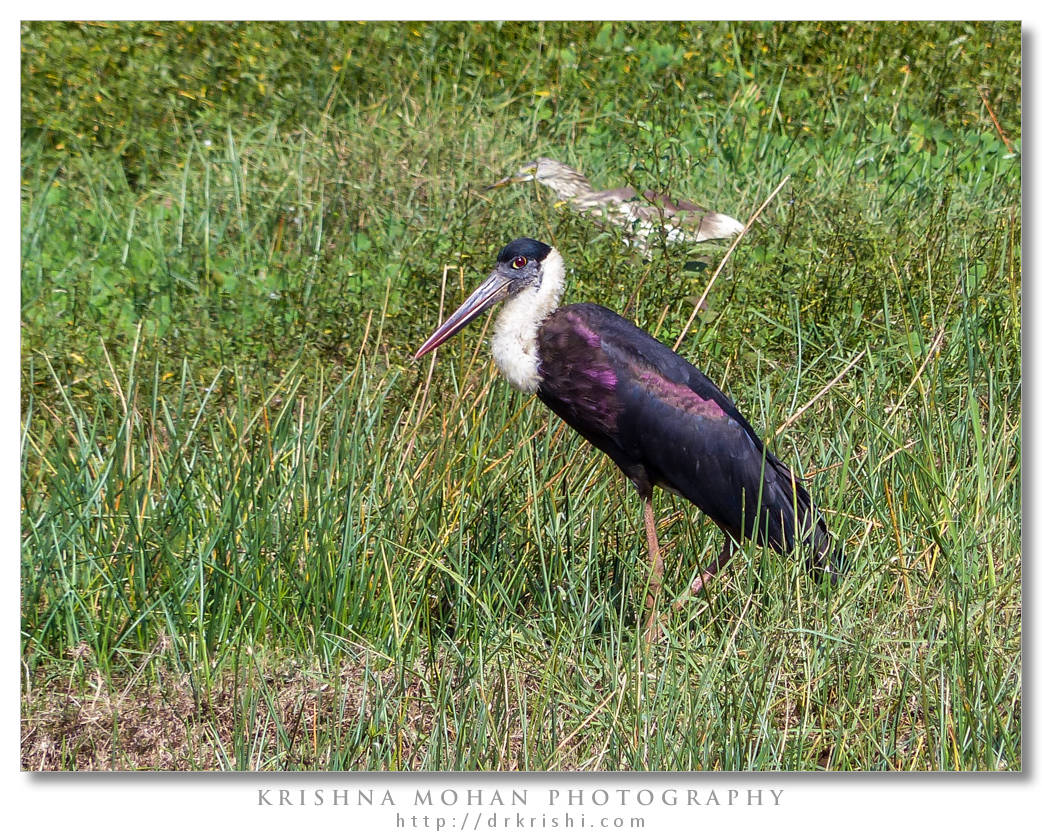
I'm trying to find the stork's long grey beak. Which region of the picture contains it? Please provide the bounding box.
[413,270,513,360]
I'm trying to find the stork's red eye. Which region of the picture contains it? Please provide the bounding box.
[511,256,528,269]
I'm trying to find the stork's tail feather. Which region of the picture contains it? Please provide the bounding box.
[803,518,844,586]
[792,478,845,586]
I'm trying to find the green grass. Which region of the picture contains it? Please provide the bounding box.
[21,21,1020,770]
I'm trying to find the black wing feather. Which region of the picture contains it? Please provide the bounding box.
[537,303,833,563]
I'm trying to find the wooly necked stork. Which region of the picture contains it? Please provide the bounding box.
[414,238,840,641]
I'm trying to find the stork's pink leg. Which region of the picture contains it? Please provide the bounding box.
[642,495,665,643]
[678,538,735,603]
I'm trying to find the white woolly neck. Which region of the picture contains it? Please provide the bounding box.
[490,248,566,394]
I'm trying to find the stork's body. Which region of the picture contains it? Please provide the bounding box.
[489,158,745,251]
[415,239,838,640]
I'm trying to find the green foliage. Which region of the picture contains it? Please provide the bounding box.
[22,21,1020,771]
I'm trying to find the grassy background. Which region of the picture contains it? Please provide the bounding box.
[21,21,1020,770]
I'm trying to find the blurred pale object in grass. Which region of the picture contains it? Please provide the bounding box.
[487,157,744,253]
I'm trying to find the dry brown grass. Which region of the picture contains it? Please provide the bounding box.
[21,640,438,771]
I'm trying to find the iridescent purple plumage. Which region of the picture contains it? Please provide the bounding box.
[536,302,833,563]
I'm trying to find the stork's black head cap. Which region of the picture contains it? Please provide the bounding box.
[497,238,552,264]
